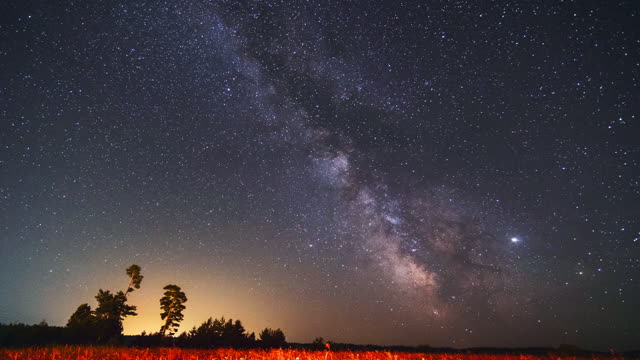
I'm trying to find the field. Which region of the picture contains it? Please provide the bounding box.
[0,347,627,360]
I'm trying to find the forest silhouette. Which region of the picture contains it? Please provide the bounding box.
[0,264,287,348]
[0,264,633,357]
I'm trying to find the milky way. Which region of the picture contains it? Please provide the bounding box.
[0,0,638,351]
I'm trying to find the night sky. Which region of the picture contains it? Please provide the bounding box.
[1,0,639,351]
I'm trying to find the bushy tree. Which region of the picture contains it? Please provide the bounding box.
[66,304,93,328]
[94,290,138,320]
[66,304,96,343]
[93,289,138,341]
[159,284,187,336]
[184,317,255,348]
[259,328,286,348]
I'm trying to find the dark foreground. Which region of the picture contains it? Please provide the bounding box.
[0,347,634,360]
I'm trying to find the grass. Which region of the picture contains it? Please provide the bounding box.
[0,347,625,360]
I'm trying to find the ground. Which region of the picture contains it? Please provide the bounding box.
[0,347,628,360]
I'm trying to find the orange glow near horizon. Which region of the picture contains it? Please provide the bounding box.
[52,259,341,343]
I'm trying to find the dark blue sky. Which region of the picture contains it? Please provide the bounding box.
[0,0,638,351]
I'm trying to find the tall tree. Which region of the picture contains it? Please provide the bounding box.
[124,264,143,298]
[159,284,187,336]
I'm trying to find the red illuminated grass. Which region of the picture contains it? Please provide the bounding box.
[0,347,624,360]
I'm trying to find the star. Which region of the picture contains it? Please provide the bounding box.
[0,0,637,351]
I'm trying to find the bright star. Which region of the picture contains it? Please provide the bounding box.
[511,237,519,243]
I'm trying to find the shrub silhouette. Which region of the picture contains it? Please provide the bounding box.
[259,328,286,348]
[66,304,97,343]
[181,317,256,348]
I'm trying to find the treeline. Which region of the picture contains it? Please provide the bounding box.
[1,264,286,348]
[0,319,285,349]
[2,263,624,354]
[0,322,626,355]
[0,322,66,346]
[131,319,285,348]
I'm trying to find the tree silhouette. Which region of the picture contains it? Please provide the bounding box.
[94,289,138,321]
[258,328,286,348]
[159,284,187,336]
[124,264,143,298]
[93,289,137,341]
[312,336,326,350]
[66,304,96,343]
[67,304,93,328]
[184,316,255,348]
[66,264,142,343]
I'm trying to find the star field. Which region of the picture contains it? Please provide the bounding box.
[0,0,638,351]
